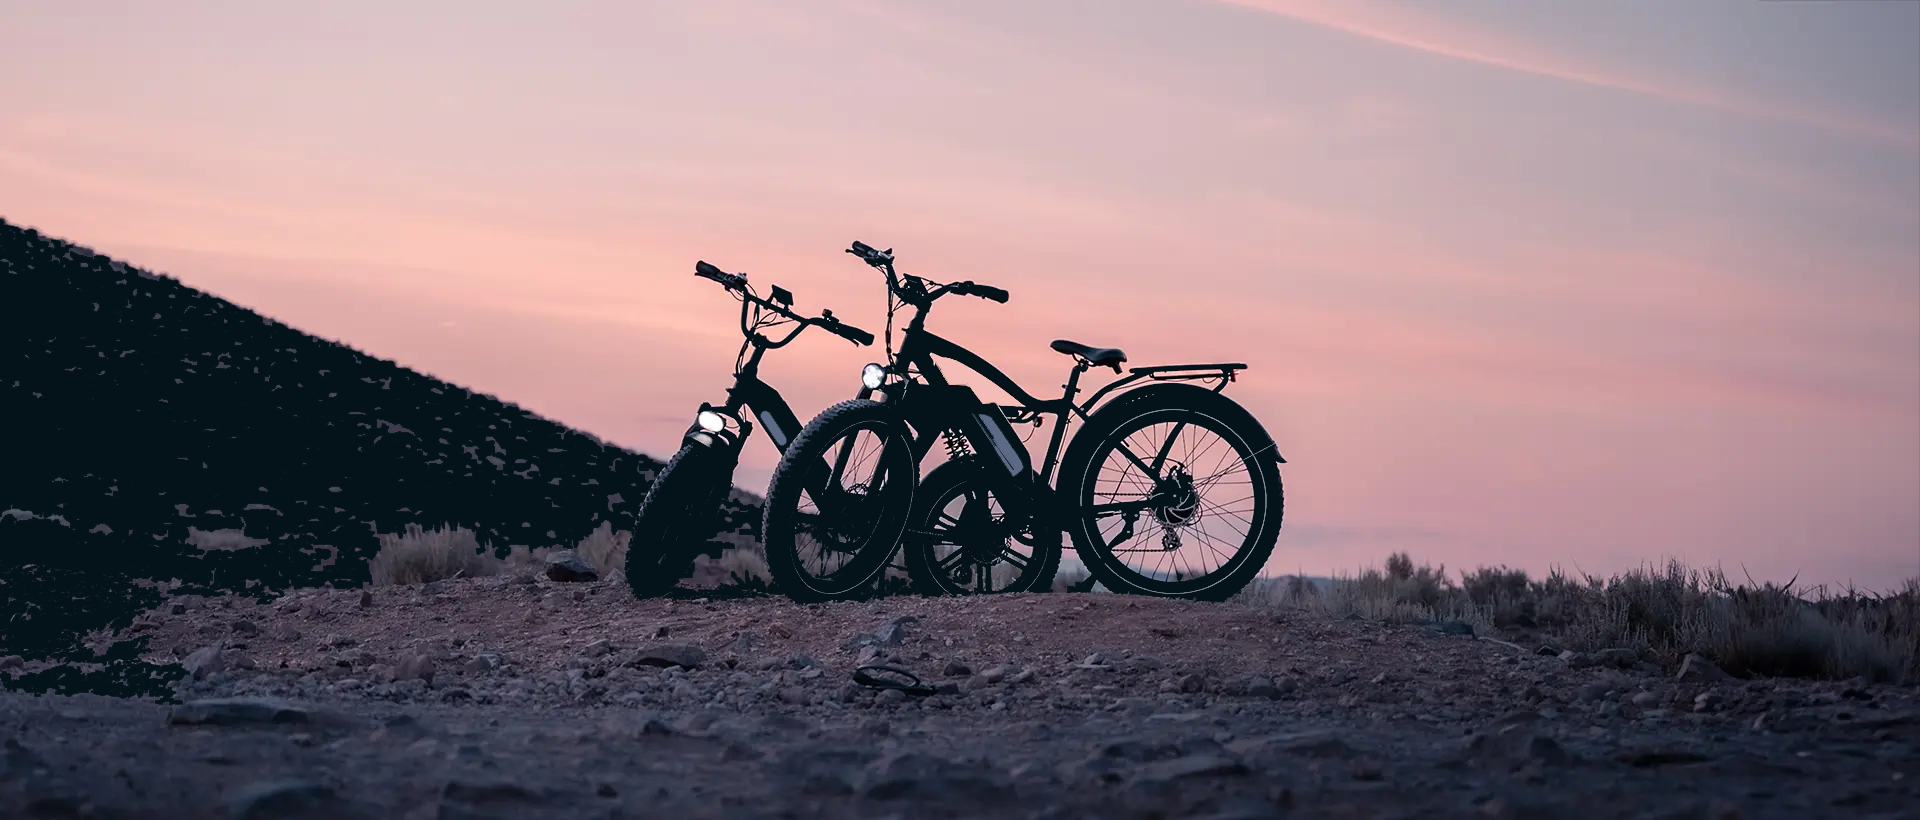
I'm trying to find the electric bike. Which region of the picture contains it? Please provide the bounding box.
[623,261,874,598]
[760,242,1286,602]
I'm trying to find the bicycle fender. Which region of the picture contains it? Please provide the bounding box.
[1079,382,1286,465]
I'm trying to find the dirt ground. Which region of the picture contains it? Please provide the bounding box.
[3,575,1916,819]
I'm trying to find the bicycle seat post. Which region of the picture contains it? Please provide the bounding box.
[1062,360,1089,403]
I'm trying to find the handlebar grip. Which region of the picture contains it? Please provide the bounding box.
[970,284,1009,303]
[849,241,876,257]
[695,261,727,280]
[830,322,876,346]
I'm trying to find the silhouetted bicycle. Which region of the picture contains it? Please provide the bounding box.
[623,261,873,598]
[760,242,1286,602]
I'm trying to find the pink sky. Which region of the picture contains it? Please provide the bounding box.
[4,0,1916,588]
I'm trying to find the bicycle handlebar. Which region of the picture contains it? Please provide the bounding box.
[695,261,873,347]
[847,241,1012,307]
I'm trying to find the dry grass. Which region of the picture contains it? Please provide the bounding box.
[366,522,773,591]
[1254,552,1920,684]
[574,522,629,578]
[366,524,553,586]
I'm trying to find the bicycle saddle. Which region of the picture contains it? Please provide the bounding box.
[1050,339,1128,368]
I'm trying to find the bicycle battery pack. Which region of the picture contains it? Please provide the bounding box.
[905,384,1035,481]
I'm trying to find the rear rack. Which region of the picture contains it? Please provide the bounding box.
[1129,363,1247,380]
[1080,362,1249,413]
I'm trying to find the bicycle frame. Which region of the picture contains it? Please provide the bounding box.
[872,317,1254,493]
[682,267,871,458]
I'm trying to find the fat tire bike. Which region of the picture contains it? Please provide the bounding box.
[762,242,1287,602]
[623,261,874,599]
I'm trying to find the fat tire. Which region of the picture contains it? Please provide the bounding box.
[762,399,917,603]
[624,443,730,599]
[903,460,1062,596]
[1059,384,1283,601]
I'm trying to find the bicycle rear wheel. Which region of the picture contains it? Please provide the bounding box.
[1058,384,1283,601]
[761,399,917,602]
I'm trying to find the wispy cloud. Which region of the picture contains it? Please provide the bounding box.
[1216,0,1920,149]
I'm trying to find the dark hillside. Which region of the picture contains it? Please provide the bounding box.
[0,217,749,695]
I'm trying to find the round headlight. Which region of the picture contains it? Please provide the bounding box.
[861,363,887,390]
[696,410,728,433]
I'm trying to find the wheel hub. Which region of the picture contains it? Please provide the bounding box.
[1151,464,1201,528]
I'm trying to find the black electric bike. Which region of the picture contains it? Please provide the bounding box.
[623,261,874,599]
[760,242,1287,602]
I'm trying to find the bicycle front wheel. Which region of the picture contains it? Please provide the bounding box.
[1058,384,1283,601]
[761,399,918,602]
[624,443,731,599]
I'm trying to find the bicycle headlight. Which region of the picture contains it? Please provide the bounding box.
[861,362,887,390]
[696,410,728,433]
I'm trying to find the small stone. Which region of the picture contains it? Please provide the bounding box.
[1138,754,1250,782]
[596,783,618,798]
[632,645,706,669]
[396,654,435,684]
[358,589,373,608]
[875,689,907,706]
[228,780,338,819]
[1596,648,1640,668]
[1676,654,1730,682]
[875,615,919,646]
[651,626,670,639]
[770,624,792,639]
[583,639,615,657]
[1631,691,1662,708]
[169,698,313,726]
[0,656,22,671]
[1694,691,1725,713]
[231,620,259,636]
[545,551,599,582]
[981,666,1008,684]
[1178,673,1206,694]
[182,646,227,680]
[464,654,501,674]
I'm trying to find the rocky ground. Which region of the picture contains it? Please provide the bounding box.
[3,575,1917,819]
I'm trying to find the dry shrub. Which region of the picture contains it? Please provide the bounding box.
[368,524,597,586]
[1263,553,1920,683]
[368,524,499,585]
[684,532,772,589]
[1053,564,1092,594]
[575,522,629,577]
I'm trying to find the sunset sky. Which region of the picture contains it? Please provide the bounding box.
[4,0,1916,589]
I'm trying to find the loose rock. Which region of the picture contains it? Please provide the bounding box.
[544,551,599,582]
